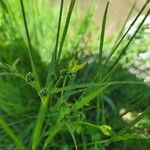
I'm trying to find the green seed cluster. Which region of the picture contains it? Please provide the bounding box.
[60,69,75,79]
[60,69,68,78]
[26,72,35,83]
[68,73,75,79]
[49,72,57,81]
[39,88,48,98]
[59,103,85,123]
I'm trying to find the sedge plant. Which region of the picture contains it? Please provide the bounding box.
[0,0,150,149]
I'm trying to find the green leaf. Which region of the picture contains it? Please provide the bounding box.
[99,125,112,136]
[73,85,109,110]
[57,0,76,62]
[12,58,21,70]
[69,62,87,73]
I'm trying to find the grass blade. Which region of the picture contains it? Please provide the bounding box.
[52,0,64,69]
[112,0,138,47]
[97,1,109,124]
[32,101,48,150]
[0,116,26,150]
[105,105,150,145]
[19,0,40,91]
[66,124,78,150]
[103,8,150,81]
[82,105,150,146]
[43,123,64,149]
[56,0,76,62]
[73,85,109,110]
[50,81,149,95]
[46,0,64,86]
[103,0,150,66]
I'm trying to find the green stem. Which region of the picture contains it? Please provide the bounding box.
[97,1,109,124]
[79,121,100,129]
[43,123,64,150]
[19,0,40,91]
[60,77,67,103]
[57,0,76,62]
[69,129,78,150]
[32,99,48,150]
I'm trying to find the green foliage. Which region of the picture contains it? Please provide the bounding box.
[0,0,150,149]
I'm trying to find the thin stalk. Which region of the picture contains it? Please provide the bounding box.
[103,8,150,81]
[52,0,64,70]
[79,121,101,130]
[46,0,64,85]
[121,93,150,117]
[103,0,150,67]
[112,0,138,48]
[60,76,67,103]
[81,133,87,150]
[70,132,78,150]
[19,0,40,91]
[53,77,61,89]
[91,0,149,82]
[97,1,109,124]
[105,105,150,145]
[32,99,48,150]
[50,81,149,95]
[43,123,64,150]
[57,0,76,62]
[79,106,150,147]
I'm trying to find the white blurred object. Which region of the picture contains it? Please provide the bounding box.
[123,15,150,83]
[125,15,150,36]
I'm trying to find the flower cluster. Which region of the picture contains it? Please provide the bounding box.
[26,72,35,83]
[39,88,48,98]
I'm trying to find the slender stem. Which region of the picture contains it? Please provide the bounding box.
[50,81,149,95]
[97,1,109,124]
[103,0,149,67]
[79,121,100,129]
[57,0,76,62]
[46,0,64,86]
[103,8,150,81]
[52,0,64,69]
[60,77,67,103]
[53,78,61,89]
[69,129,78,150]
[19,0,40,91]
[112,0,138,47]
[92,0,149,82]
[43,123,64,149]
[32,99,48,150]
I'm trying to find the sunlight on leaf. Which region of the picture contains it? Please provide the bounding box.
[68,61,87,73]
[99,125,112,136]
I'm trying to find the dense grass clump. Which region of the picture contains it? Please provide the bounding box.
[0,0,150,149]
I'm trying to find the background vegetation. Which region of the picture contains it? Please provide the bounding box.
[0,0,150,149]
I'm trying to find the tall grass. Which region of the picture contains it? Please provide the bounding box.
[0,0,150,149]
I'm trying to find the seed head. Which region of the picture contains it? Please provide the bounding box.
[68,73,75,79]
[49,73,57,81]
[39,88,48,98]
[26,72,35,83]
[60,69,68,78]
